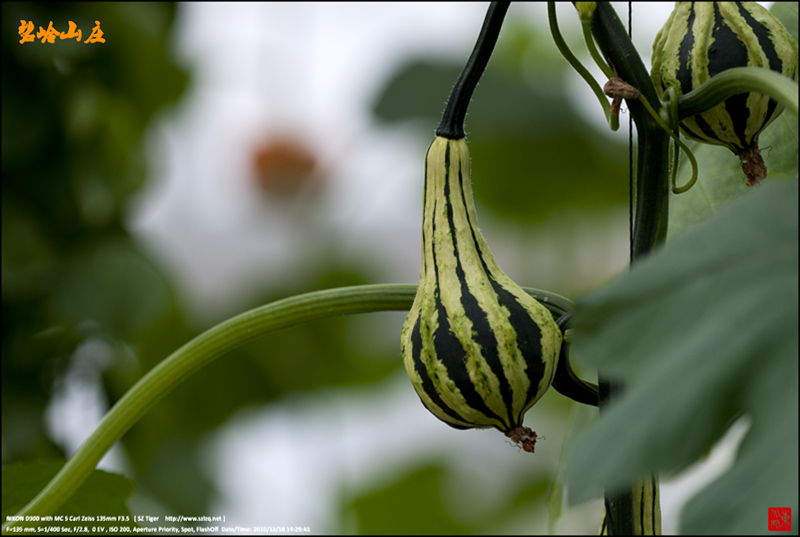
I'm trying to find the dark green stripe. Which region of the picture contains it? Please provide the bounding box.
[495,282,545,424]
[676,4,696,96]
[411,144,476,429]
[722,92,750,150]
[421,152,429,275]
[737,3,782,73]
[759,99,780,138]
[460,170,545,427]
[431,290,503,427]
[651,478,659,532]
[431,150,505,427]
[410,315,471,429]
[687,113,731,149]
[680,118,718,146]
[712,4,750,150]
[638,481,646,531]
[451,166,514,429]
[737,3,783,132]
[708,4,749,78]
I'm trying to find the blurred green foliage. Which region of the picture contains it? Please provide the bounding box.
[2,461,135,528]
[2,0,191,509]
[2,3,410,521]
[371,15,629,226]
[343,460,561,534]
[5,2,793,532]
[347,465,474,535]
[3,3,625,532]
[2,1,180,448]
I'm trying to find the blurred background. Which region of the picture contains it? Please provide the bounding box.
[2,2,762,533]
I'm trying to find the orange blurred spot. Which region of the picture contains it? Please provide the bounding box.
[251,138,320,198]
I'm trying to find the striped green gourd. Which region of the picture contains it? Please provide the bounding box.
[400,136,561,451]
[651,2,798,185]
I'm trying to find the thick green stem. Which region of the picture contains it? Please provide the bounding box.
[590,4,669,259]
[4,283,571,531]
[588,3,669,534]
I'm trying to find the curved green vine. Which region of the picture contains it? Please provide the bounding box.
[576,3,615,80]
[677,66,799,119]
[4,283,572,530]
[636,89,698,194]
[547,2,615,130]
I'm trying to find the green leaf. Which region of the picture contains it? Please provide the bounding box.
[468,129,628,226]
[771,1,798,42]
[2,461,135,527]
[566,180,798,534]
[51,238,173,339]
[345,464,473,535]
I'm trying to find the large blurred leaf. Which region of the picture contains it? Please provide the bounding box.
[343,457,561,535]
[468,131,627,225]
[566,180,798,534]
[2,461,135,528]
[346,465,473,535]
[51,237,173,339]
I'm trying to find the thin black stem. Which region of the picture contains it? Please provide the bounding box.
[436,1,510,139]
[553,313,599,406]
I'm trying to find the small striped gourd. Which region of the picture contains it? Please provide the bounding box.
[400,136,561,449]
[651,2,798,185]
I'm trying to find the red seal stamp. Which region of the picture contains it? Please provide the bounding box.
[769,508,791,531]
